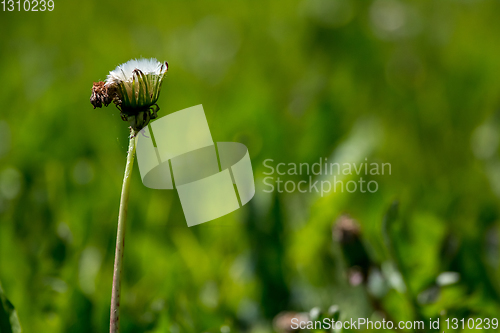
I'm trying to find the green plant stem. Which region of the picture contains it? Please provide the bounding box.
[110,131,137,333]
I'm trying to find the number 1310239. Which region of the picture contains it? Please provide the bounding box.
[445,318,498,330]
[2,0,54,11]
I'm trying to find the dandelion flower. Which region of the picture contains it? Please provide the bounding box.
[91,58,168,133]
[89,58,170,332]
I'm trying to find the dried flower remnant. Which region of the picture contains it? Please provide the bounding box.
[90,81,112,109]
[90,58,169,133]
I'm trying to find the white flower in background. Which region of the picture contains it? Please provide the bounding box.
[91,58,169,133]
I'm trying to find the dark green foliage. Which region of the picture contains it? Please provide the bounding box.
[0,283,21,333]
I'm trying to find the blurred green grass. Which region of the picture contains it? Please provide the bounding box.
[1,0,500,332]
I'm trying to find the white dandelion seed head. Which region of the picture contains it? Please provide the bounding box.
[104,57,168,112]
[92,57,169,133]
[105,58,167,86]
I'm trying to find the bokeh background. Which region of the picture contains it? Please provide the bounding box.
[2,0,500,332]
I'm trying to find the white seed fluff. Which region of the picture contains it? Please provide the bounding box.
[106,58,166,86]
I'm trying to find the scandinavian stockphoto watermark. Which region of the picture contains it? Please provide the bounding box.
[290,317,499,331]
[262,158,391,196]
[135,105,256,227]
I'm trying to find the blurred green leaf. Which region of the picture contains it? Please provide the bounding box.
[0,282,22,333]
